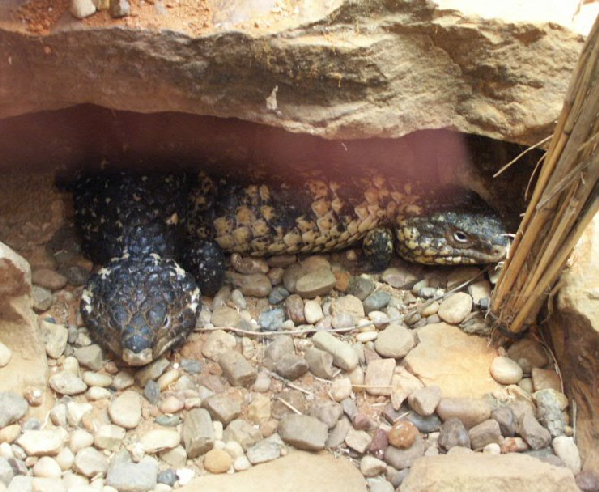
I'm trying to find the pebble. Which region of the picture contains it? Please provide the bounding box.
[17,428,67,456]
[490,356,524,385]
[41,321,68,359]
[552,436,581,473]
[364,359,395,396]
[275,353,309,380]
[304,347,335,379]
[74,447,109,477]
[436,398,491,429]
[231,254,268,274]
[330,377,353,402]
[82,371,111,387]
[70,0,96,18]
[0,458,12,486]
[48,372,87,395]
[374,324,415,359]
[575,470,599,492]
[500,436,529,453]
[73,345,103,371]
[259,308,285,331]
[157,469,177,486]
[107,457,158,491]
[33,457,61,478]
[404,412,442,434]
[309,400,342,429]
[367,477,395,492]
[467,279,491,306]
[93,425,125,451]
[332,295,365,319]
[222,419,261,450]
[32,285,54,311]
[278,414,328,451]
[253,372,271,393]
[219,350,257,387]
[312,331,358,371]
[531,367,561,392]
[347,276,375,300]
[181,409,214,459]
[203,449,232,473]
[363,291,391,314]
[230,273,272,298]
[112,372,135,390]
[109,0,130,18]
[491,406,517,437]
[388,420,418,449]
[0,425,20,444]
[520,414,552,450]
[268,286,289,304]
[210,306,242,329]
[304,300,324,324]
[202,329,237,361]
[408,386,442,416]
[437,293,473,324]
[140,428,180,453]
[31,268,68,291]
[69,429,94,453]
[204,392,243,425]
[0,392,29,428]
[67,402,92,426]
[535,389,567,437]
[109,391,142,429]
[384,434,426,469]
[246,440,281,464]
[295,268,337,298]
[284,294,306,324]
[381,268,418,289]
[507,339,550,373]
[345,428,373,453]
[438,418,471,451]
[54,447,74,471]
[468,419,503,450]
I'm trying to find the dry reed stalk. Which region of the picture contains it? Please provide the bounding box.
[490,15,599,335]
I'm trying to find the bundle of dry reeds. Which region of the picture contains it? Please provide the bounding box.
[490,14,599,336]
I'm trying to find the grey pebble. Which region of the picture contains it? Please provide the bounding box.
[268,286,290,304]
[144,380,161,405]
[491,406,517,437]
[520,414,552,450]
[309,400,342,429]
[107,456,158,491]
[278,414,328,451]
[363,291,391,313]
[259,308,286,331]
[181,408,214,459]
[203,392,242,425]
[275,353,309,381]
[246,440,282,464]
[468,419,503,450]
[180,359,202,375]
[0,392,29,428]
[219,350,257,387]
[438,418,471,451]
[384,434,426,470]
[348,276,375,300]
[304,347,335,379]
[157,468,177,486]
[155,415,180,427]
[222,419,263,450]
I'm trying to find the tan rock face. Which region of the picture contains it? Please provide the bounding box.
[403,323,501,398]
[0,1,583,145]
[178,450,367,492]
[401,453,579,492]
[0,242,49,414]
[547,213,599,474]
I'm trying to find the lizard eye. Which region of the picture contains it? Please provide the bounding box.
[453,231,468,243]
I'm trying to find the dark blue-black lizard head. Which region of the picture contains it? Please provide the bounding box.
[81,254,201,366]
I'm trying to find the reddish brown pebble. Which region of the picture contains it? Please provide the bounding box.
[388,419,419,449]
[352,414,374,431]
[369,428,389,455]
[334,271,351,292]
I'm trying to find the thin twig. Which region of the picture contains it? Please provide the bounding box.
[493,136,551,178]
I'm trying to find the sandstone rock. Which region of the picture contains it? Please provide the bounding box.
[0,243,48,410]
[404,323,501,398]
[400,453,579,492]
[203,449,232,473]
[548,215,599,473]
[178,450,367,492]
